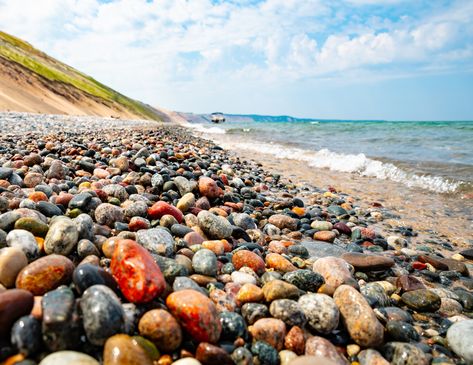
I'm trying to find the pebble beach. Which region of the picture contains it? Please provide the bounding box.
[0,112,472,365]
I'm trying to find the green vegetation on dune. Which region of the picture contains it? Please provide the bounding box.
[0,31,160,120]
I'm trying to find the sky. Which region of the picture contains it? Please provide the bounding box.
[0,0,472,120]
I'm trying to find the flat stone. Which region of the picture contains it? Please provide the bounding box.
[341,252,395,271]
[401,289,441,312]
[313,256,357,295]
[301,241,346,259]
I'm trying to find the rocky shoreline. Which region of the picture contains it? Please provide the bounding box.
[0,112,472,365]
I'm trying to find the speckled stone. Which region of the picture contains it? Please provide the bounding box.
[138,309,182,352]
[251,341,279,365]
[148,201,183,223]
[298,293,339,334]
[262,279,300,302]
[166,289,222,343]
[44,217,79,255]
[94,203,125,227]
[232,250,266,276]
[136,228,174,257]
[283,270,324,292]
[284,326,305,355]
[333,285,384,347]
[269,299,306,327]
[73,263,119,295]
[80,284,125,346]
[241,302,270,325]
[193,248,218,277]
[266,253,297,273]
[198,211,233,239]
[6,229,39,261]
[16,254,74,295]
[196,342,233,365]
[358,349,390,365]
[11,315,42,356]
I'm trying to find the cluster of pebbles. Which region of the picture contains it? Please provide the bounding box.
[0,112,472,365]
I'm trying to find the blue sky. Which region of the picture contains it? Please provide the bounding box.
[0,0,472,120]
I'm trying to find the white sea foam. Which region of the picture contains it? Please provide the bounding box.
[184,122,226,134]
[214,140,461,193]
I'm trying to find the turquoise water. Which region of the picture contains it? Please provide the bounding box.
[189,120,473,193]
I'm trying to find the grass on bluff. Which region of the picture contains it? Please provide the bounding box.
[0,31,160,121]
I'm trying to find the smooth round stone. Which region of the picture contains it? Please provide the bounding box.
[446,319,473,363]
[231,270,257,285]
[232,250,265,275]
[361,282,391,308]
[69,193,92,210]
[236,283,264,303]
[77,239,100,259]
[313,231,336,242]
[232,213,256,230]
[174,176,197,196]
[196,342,233,365]
[251,341,279,365]
[382,342,429,365]
[283,270,324,292]
[439,297,463,316]
[6,229,39,261]
[37,201,63,217]
[386,321,419,342]
[166,289,222,343]
[219,311,247,341]
[94,203,125,226]
[14,217,49,237]
[176,192,196,212]
[0,289,34,337]
[376,307,413,323]
[298,293,339,334]
[249,318,286,351]
[173,276,207,295]
[42,286,81,351]
[358,349,390,365]
[333,222,352,235]
[304,337,348,365]
[11,315,42,356]
[333,285,384,347]
[269,299,306,327]
[401,289,441,312]
[396,275,425,292]
[103,334,154,365]
[232,347,253,365]
[197,211,233,239]
[148,201,183,223]
[80,285,125,346]
[136,228,174,257]
[313,257,357,295]
[263,279,300,302]
[198,176,223,199]
[172,359,202,365]
[16,254,74,295]
[266,253,297,273]
[241,303,270,325]
[0,247,28,287]
[0,211,21,231]
[74,213,95,241]
[44,217,79,255]
[102,184,128,201]
[111,239,166,303]
[138,309,182,352]
[268,214,297,231]
[310,221,333,231]
[341,253,395,271]
[284,327,305,355]
[192,248,218,277]
[73,263,119,294]
[39,351,100,365]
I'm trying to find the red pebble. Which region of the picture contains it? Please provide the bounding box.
[111,239,166,303]
[148,201,183,223]
[166,289,222,343]
[199,176,223,199]
[412,261,427,270]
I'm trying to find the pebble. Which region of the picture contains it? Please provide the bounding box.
[44,217,79,255]
[313,257,357,295]
[304,336,348,365]
[382,342,429,365]
[16,254,74,295]
[111,239,166,303]
[269,299,306,327]
[268,214,297,230]
[333,285,384,347]
[198,211,233,239]
[196,342,233,365]
[236,282,264,303]
[385,320,419,342]
[6,229,39,260]
[148,201,183,223]
[219,311,247,341]
[266,253,297,272]
[358,349,390,365]
[94,203,125,227]
[11,315,43,356]
[199,176,223,199]
[262,279,300,302]
[241,302,270,324]
[166,289,222,343]
[136,228,174,257]
[0,247,28,287]
[341,252,395,271]
[193,248,218,276]
[138,309,183,352]
[39,351,100,365]
[401,289,441,312]
[0,289,34,338]
[298,293,339,334]
[232,250,266,275]
[446,319,473,363]
[103,334,154,365]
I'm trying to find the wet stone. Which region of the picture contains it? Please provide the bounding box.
[166,289,222,343]
[138,309,182,352]
[313,256,357,295]
[284,326,305,355]
[269,299,306,327]
[74,213,95,241]
[44,217,79,256]
[0,247,28,288]
[358,349,390,365]
[193,248,218,277]
[94,203,125,227]
[219,311,247,341]
[361,282,391,307]
[446,319,473,363]
[283,269,324,292]
[249,317,286,351]
[196,342,233,365]
[42,286,81,351]
[0,289,34,338]
[382,342,429,365]
[6,229,39,261]
[16,254,74,295]
[72,263,119,295]
[103,334,154,365]
[241,302,270,325]
[401,289,441,312]
[304,336,348,365]
[39,351,100,365]
[232,250,266,276]
[298,293,339,334]
[14,217,48,237]
[232,347,253,365]
[251,341,279,365]
[341,252,395,271]
[262,279,300,302]
[80,284,125,346]
[386,321,419,342]
[136,228,174,257]
[11,315,42,356]
[198,211,233,239]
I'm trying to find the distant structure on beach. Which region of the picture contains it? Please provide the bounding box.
[210,112,225,123]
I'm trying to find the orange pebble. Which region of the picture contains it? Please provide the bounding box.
[2,354,24,365]
[292,207,305,216]
[35,237,45,252]
[28,191,48,202]
[31,296,43,319]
